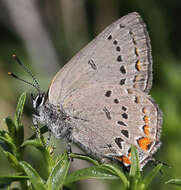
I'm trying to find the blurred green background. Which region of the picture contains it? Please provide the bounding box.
[0,0,181,189]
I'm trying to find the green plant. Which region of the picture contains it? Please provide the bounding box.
[0,93,163,190]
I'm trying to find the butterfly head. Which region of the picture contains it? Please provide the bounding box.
[31,92,47,110]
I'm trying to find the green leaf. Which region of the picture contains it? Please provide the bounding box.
[5,117,16,140]
[128,145,141,190]
[14,92,26,127]
[13,92,26,146]
[101,164,129,188]
[46,153,70,190]
[70,153,99,165]
[64,165,119,185]
[142,163,163,190]
[19,161,46,190]
[165,179,181,186]
[129,145,140,178]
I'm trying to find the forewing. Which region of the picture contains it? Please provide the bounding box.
[49,12,152,106]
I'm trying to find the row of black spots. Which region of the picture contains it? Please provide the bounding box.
[121,106,128,120]
[119,60,126,86]
[112,39,121,54]
[107,33,127,87]
[118,105,128,129]
[107,34,118,46]
[117,105,128,127]
[113,41,122,62]
[107,34,122,62]
[113,25,137,63]
[107,35,120,51]
[113,40,122,56]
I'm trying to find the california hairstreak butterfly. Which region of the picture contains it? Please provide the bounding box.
[10,12,162,170]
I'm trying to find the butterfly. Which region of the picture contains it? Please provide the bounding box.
[9,12,162,170]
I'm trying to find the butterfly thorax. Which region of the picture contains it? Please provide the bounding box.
[32,93,72,139]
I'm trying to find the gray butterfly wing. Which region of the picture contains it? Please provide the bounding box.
[63,84,162,168]
[49,12,152,106]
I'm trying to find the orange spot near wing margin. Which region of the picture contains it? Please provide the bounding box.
[137,137,152,151]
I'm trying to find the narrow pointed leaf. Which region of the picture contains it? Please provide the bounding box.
[46,153,70,190]
[129,145,140,177]
[19,161,46,190]
[70,153,99,165]
[14,93,26,146]
[64,166,119,185]
[14,92,26,127]
[129,146,141,190]
[142,163,162,190]
[165,179,181,186]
